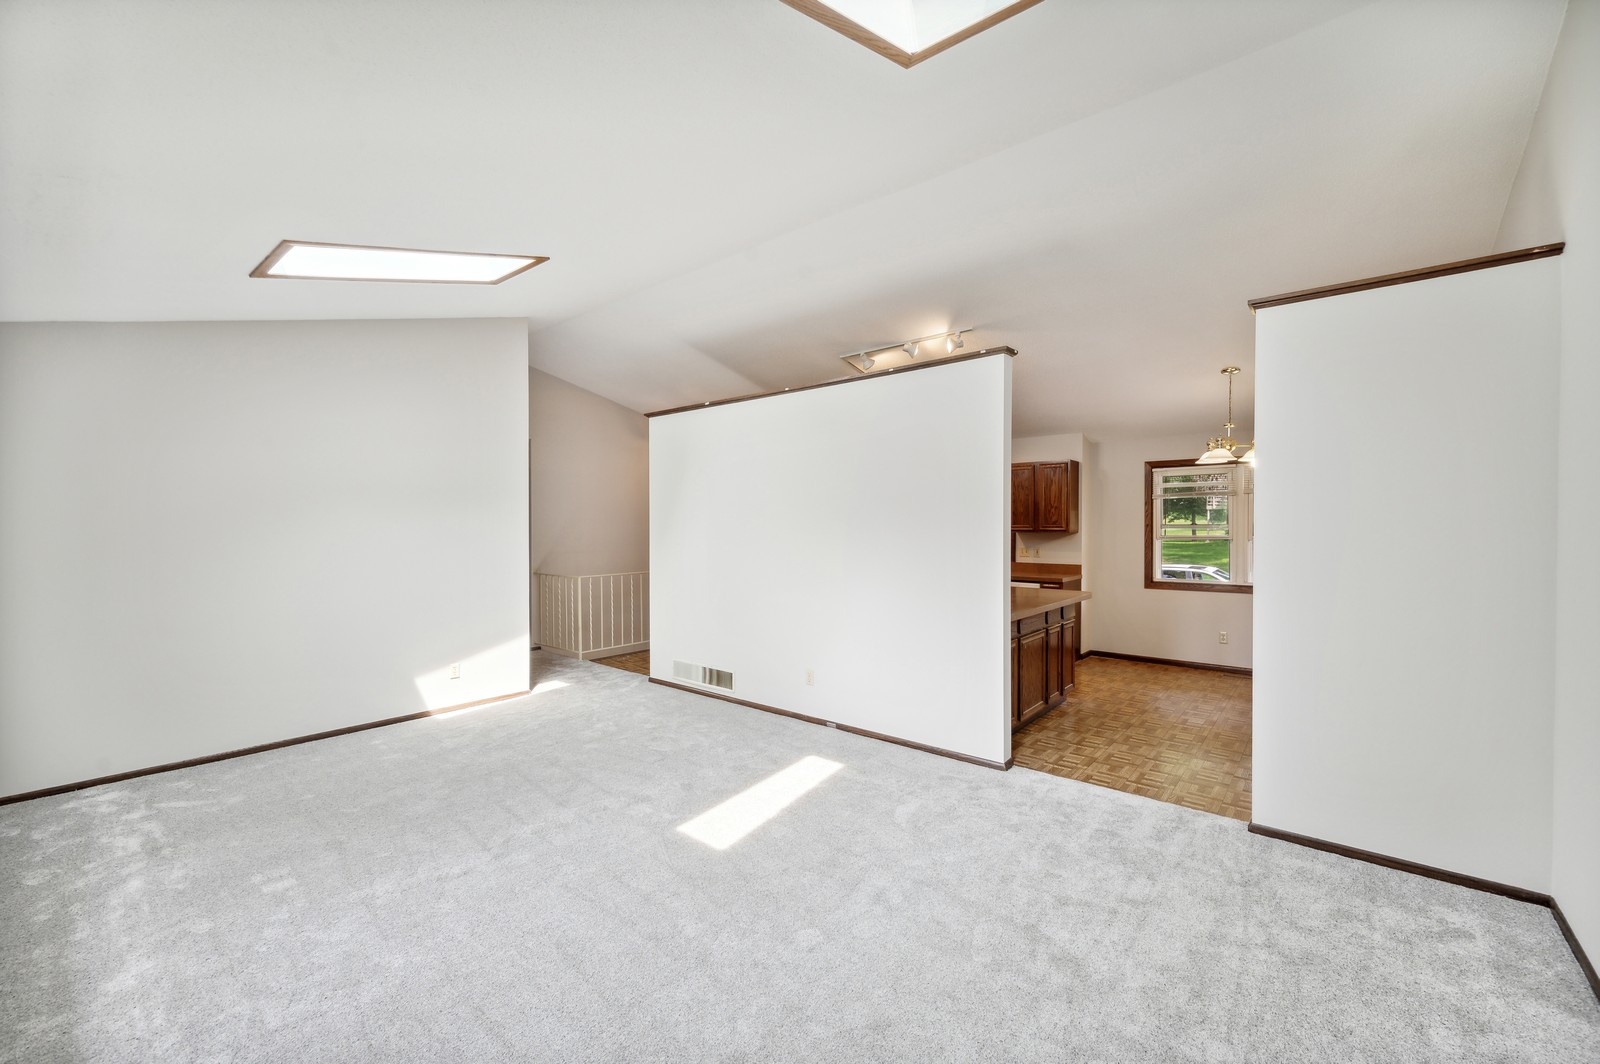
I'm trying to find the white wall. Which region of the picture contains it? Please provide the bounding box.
[1012,432,1086,566]
[0,319,530,797]
[1081,432,1254,669]
[1253,259,1560,891]
[1496,0,1600,957]
[529,368,649,642]
[651,355,1012,766]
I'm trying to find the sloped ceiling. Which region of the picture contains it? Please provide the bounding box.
[0,0,1567,435]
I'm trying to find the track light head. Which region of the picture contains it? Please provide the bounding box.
[841,327,972,374]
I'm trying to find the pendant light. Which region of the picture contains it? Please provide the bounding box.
[1197,366,1244,465]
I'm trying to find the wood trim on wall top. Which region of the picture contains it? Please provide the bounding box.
[1247,243,1565,311]
[645,347,1016,419]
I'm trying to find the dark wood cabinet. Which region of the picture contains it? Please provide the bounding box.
[1017,628,1047,721]
[1011,465,1037,530]
[1011,460,1079,534]
[1045,620,1064,703]
[1010,604,1077,727]
[1011,569,1083,663]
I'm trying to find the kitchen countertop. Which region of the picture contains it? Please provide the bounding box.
[1010,562,1081,582]
[1010,587,1091,621]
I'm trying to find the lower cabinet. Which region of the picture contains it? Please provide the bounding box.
[1011,607,1077,727]
[1017,628,1047,721]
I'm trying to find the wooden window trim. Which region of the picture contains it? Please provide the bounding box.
[1144,458,1253,595]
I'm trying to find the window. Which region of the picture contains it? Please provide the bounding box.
[1145,459,1253,593]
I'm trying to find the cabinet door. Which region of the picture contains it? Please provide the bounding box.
[1045,621,1064,704]
[1018,629,1047,719]
[1011,464,1036,530]
[1063,631,1076,692]
[1064,459,1081,536]
[1035,463,1069,531]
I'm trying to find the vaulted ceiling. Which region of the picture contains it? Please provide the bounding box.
[0,0,1567,435]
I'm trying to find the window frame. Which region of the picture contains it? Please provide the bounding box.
[1143,457,1253,595]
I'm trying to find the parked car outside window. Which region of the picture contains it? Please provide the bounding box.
[1159,564,1230,582]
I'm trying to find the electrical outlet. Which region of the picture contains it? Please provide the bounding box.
[1218,632,1229,645]
[805,668,815,686]
[449,663,462,679]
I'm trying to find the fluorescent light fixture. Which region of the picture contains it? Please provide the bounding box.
[781,0,1043,68]
[250,240,548,285]
[677,755,842,850]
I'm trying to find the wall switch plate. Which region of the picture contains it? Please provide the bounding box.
[805,668,815,686]
[449,663,462,679]
[1218,632,1229,645]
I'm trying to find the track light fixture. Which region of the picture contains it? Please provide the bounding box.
[841,329,972,374]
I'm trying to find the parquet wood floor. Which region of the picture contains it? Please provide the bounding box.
[591,650,1251,820]
[1012,656,1252,821]
[593,650,651,675]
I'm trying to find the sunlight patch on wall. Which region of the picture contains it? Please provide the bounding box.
[413,636,531,710]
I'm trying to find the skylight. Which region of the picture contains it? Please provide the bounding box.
[250,240,548,285]
[781,0,1042,67]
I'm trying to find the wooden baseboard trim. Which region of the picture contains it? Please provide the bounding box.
[647,677,1010,772]
[1084,650,1252,676]
[1246,822,1549,904]
[0,689,530,807]
[1551,899,1600,1004]
[1249,822,1599,1005]
[582,641,650,661]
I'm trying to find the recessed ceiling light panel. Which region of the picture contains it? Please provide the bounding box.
[781,0,1043,68]
[250,240,548,285]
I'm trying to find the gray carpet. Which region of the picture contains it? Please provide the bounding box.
[2,652,1596,1063]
